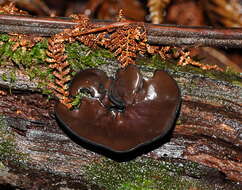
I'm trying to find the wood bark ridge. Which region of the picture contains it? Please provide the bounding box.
[1,14,242,48]
[0,62,241,188]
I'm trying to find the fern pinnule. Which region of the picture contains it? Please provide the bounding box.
[46,33,72,108]
[107,24,147,67]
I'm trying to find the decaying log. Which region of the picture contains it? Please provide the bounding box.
[0,60,241,189]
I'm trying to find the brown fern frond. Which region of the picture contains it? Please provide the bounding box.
[107,24,147,67]
[46,33,72,108]
[69,13,148,67]
[146,44,223,71]
[9,34,42,51]
[148,0,171,24]
[45,14,100,109]
[158,46,173,59]
[69,14,100,48]
[177,51,223,71]
[46,14,101,108]
[95,32,110,47]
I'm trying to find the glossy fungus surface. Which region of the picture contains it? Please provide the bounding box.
[55,65,181,159]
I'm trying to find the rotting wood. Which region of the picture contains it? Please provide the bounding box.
[0,60,241,187]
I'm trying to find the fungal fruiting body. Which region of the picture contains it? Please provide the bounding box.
[55,65,180,160]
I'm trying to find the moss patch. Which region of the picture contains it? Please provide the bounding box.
[0,35,113,93]
[85,158,212,190]
[138,55,242,87]
[0,116,27,164]
[66,42,113,75]
[0,35,51,85]
[0,35,48,67]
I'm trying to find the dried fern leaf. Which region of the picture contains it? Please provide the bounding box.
[107,24,147,67]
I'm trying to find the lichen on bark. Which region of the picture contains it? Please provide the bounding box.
[0,116,27,165]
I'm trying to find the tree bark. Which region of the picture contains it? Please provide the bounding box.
[0,62,241,189]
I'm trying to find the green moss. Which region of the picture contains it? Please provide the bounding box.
[0,116,15,160]
[1,73,8,81]
[232,80,242,87]
[9,70,16,83]
[0,40,15,63]
[0,35,113,92]
[70,89,94,109]
[0,36,51,86]
[85,158,211,190]
[11,41,48,67]
[66,42,113,73]
[176,120,182,125]
[10,41,50,82]
[138,55,242,86]
[0,116,27,164]
[0,34,9,42]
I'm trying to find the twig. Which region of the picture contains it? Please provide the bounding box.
[1,14,242,48]
[0,14,75,35]
[147,25,242,48]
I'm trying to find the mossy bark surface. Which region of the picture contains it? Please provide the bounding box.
[0,38,241,189]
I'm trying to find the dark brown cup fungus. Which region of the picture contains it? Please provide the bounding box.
[55,65,181,161]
